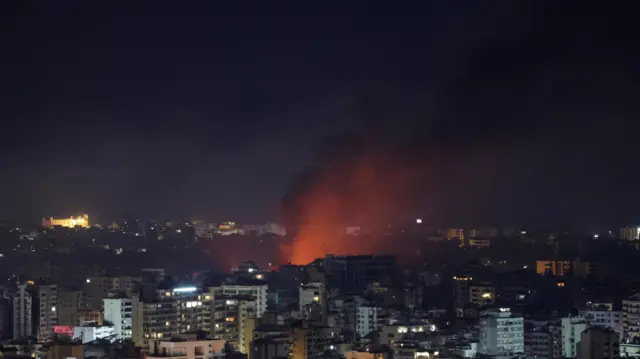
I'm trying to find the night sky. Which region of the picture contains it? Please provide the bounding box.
[1,1,638,227]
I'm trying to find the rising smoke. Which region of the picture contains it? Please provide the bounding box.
[279,130,426,265]
[278,1,640,265]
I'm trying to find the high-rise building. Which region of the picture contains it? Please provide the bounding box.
[0,288,12,340]
[133,286,212,349]
[355,304,384,338]
[324,255,397,294]
[212,295,256,352]
[57,290,84,326]
[133,299,176,347]
[172,287,212,334]
[581,303,623,340]
[524,319,551,359]
[622,293,640,341]
[578,326,620,359]
[35,284,58,342]
[478,308,524,357]
[103,297,136,340]
[290,321,339,359]
[12,283,32,339]
[85,276,141,310]
[550,316,587,359]
[209,281,267,318]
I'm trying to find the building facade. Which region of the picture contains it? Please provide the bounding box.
[578,327,620,359]
[550,316,587,358]
[42,214,89,228]
[103,297,135,340]
[36,284,58,342]
[12,283,32,339]
[478,308,524,357]
[623,294,640,341]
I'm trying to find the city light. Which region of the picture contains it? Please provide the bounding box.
[416,218,423,224]
[173,287,197,293]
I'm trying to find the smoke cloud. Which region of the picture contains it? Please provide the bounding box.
[279,1,640,265]
[279,131,426,265]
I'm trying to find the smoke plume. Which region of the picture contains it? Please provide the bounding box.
[279,1,640,265]
[279,131,425,265]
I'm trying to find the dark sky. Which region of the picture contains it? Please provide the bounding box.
[0,1,638,227]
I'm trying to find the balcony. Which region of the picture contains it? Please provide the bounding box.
[148,352,187,358]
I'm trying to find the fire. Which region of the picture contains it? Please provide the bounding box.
[281,146,421,265]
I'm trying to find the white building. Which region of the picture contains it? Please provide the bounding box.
[581,303,623,339]
[478,308,524,357]
[620,227,640,241]
[103,297,135,339]
[36,284,58,342]
[356,305,384,338]
[623,294,640,341]
[550,316,587,359]
[209,283,267,318]
[73,326,116,343]
[12,284,32,339]
[147,336,226,359]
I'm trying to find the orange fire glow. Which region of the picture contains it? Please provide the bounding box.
[281,150,422,265]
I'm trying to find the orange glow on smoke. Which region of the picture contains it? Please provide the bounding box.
[281,151,421,265]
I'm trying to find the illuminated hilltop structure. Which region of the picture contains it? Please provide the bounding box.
[42,214,90,228]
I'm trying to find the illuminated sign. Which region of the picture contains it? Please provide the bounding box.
[54,326,74,335]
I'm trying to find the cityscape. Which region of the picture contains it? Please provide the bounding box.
[1,2,638,359]
[3,215,640,359]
